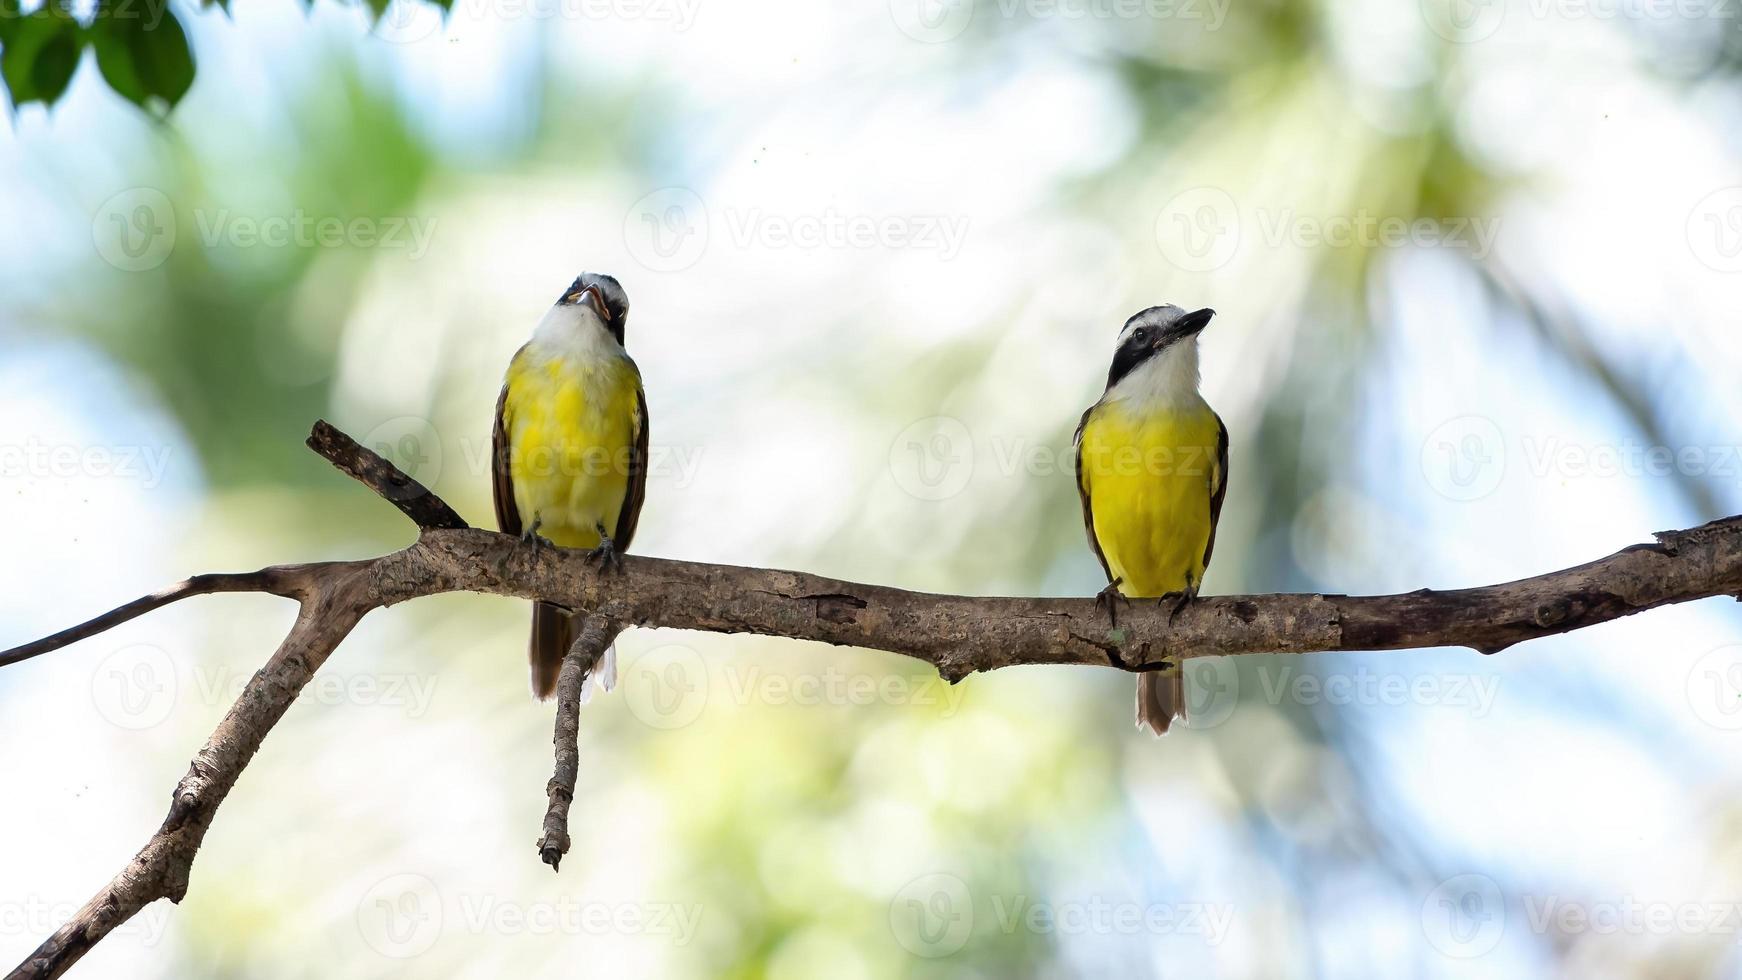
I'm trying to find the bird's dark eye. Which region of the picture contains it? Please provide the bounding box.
[1133,328,1149,344]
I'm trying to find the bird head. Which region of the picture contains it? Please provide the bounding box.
[1105,305,1214,391]
[558,272,631,345]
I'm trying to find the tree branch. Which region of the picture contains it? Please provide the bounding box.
[304,419,467,531]
[0,567,318,669]
[538,616,621,872]
[7,419,1742,978]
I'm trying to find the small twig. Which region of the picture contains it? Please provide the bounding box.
[539,616,622,872]
[306,419,467,531]
[0,566,319,669]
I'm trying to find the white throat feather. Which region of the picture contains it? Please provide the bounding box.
[1104,335,1202,410]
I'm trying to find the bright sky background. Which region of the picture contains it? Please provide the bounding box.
[3,0,1742,975]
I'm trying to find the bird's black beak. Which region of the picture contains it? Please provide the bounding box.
[1164,307,1215,345]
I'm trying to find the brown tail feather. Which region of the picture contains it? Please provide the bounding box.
[1136,669,1185,736]
[530,601,575,700]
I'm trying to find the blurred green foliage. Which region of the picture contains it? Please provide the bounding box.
[0,0,450,114]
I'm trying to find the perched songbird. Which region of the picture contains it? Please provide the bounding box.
[492,273,648,699]
[1074,305,1228,736]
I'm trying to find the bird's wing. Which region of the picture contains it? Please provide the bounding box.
[612,370,649,551]
[1201,413,1230,569]
[491,355,522,537]
[1073,404,1113,583]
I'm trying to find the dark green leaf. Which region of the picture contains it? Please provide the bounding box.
[0,0,23,47]
[90,22,146,106]
[1,10,83,108]
[28,23,78,103]
[90,3,193,113]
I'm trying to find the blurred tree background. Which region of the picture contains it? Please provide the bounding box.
[4,0,1742,976]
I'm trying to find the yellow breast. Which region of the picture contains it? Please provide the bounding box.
[503,347,642,550]
[1078,399,1222,598]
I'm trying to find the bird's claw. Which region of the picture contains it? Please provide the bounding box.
[519,515,545,552]
[1095,580,1129,628]
[1158,589,1195,625]
[584,522,623,574]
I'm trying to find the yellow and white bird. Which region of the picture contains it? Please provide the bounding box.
[1074,305,1228,736]
[492,273,648,699]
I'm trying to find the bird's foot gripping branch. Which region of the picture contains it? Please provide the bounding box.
[7,420,1742,979]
